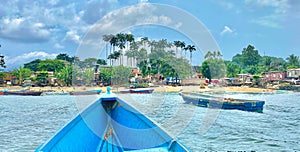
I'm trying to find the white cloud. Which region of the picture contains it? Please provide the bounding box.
[220,26,234,35]
[63,30,81,44]
[219,1,234,10]
[6,51,58,70]
[49,0,60,5]
[245,0,289,14]
[54,43,65,49]
[251,15,281,28]
[140,0,148,3]
[245,0,290,28]
[0,17,51,42]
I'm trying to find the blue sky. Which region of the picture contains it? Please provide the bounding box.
[0,0,299,70]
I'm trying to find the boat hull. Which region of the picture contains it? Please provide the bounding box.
[36,94,188,152]
[41,92,70,96]
[70,90,102,95]
[4,91,43,96]
[180,92,265,112]
[120,88,154,94]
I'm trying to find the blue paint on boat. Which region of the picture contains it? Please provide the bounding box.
[180,92,265,112]
[36,91,189,152]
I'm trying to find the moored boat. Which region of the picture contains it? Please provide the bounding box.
[180,92,265,112]
[41,92,70,96]
[36,88,189,152]
[70,89,102,95]
[120,88,154,94]
[4,91,43,96]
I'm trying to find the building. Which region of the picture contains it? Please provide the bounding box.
[286,68,300,80]
[263,71,286,82]
[237,74,253,84]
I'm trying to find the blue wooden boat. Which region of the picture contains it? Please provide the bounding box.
[120,88,154,94]
[36,88,189,152]
[41,91,70,96]
[4,90,43,96]
[70,89,102,95]
[180,92,265,112]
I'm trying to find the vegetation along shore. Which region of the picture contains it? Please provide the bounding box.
[0,33,300,93]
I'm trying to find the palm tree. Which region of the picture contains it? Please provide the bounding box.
[0,44,6,68]
[173,41,181,57]
[103,34,114,65]
[12,66,33,85]
[213,51,217,59]
[286,54,300,68]
[125,50,133,67]
[116,33,126,65]
[217,51,222,59]
[107,51,121,66]
[125,33,134,66]
[141,37,149,48]
[179,41,186,58]
[148,40,157,53]
[204,51,212,59]
[185,45,196,64]
[109,36,118,65]
[131,42,139,67]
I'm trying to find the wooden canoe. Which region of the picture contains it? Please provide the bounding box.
[180,92,265,112]
[36,92,189,152]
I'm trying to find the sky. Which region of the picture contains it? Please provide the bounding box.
[0,0,299,71]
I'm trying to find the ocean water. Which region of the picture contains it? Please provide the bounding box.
[0,92,299,151]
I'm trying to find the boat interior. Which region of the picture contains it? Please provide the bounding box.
[36,96,188,152]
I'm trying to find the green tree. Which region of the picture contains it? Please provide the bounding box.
[84,68,94,85]
[232,54,243,66]
[0,44,6,68]
[12,66,34,85]
[97,59,107,65]
[99,68,112,85]
[179,41,186,57]
[201,61,211,81]
[56,66,73,86]
[36,71,49,86]
[184,45,196,64]
[136,48,148,64]
[108,51,121,66]
[226,62,241,78]
[38,59,65,72]
[24,59,41,71]
[81,58,98,68]
[103,34,114,64]
[0,72,6,84]
[241,45,261,67]
[56,53,73,63]
[173,41,181,57]
[286,54,300,68]
[111,66,131,87]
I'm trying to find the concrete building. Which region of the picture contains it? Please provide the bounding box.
[287,68,300,80]
[263,71,287,82]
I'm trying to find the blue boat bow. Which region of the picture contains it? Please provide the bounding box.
[36,88,189,152]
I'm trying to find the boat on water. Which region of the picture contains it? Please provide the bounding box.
[36,88,189,152]
[4,91,43,96]
[120,88,154,94]
[41,92,70,96]
[180,92,265,112]
[70,89,102,95]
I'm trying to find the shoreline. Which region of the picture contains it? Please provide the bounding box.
[0,85,278,94]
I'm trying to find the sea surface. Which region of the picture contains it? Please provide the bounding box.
[0,92,300,151]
